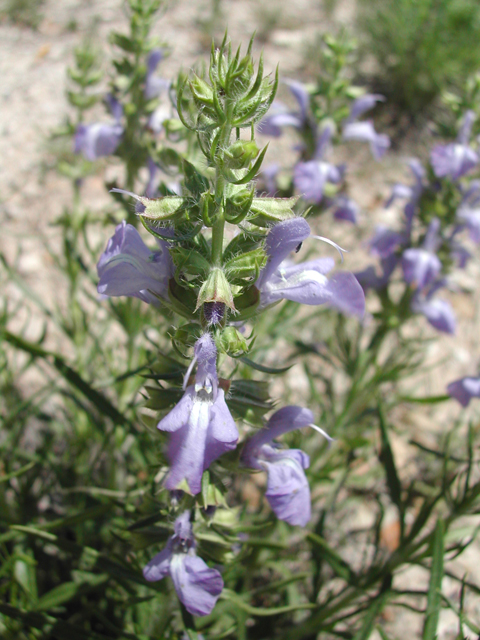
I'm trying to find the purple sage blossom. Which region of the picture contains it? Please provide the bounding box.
[157,334,238,494]
[145,49,171,100]
[143,511,223,616]
[255,218,365,317]
[430,111,478,180]
[342,95,390,160]
[74,94,123,161]
[242,406,332,526]
[259,79,311,137]
[401,219,442,289]
[97,220,173,305]
[447,376,480,407]
[411,286,456,334]
[293,124,344,204]
[332,195,359,224]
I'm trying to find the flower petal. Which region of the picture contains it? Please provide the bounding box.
[264,457,311,526]
[170,555,223,617]
[143,541,173,582]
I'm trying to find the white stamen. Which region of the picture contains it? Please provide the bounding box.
[110,188,144,202]
[311,235,348,263]
[183,355,197,390]
[309,423,335,444]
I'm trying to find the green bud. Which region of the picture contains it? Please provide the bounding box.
[216,326,249,357]
[196,267,235,312]
[247,196,299,227]
[224,188,254,223]
[224,140,259,170]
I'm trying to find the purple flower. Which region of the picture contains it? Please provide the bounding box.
[259,80,310,137]
[145,49,171,100]
[157,334,238,495]
[411,287,456,334]
[401,219,441,289]
[293,124,344,204]
[355,254,398,291]
[74,94,123,161]
[430,111,478,180]
[242,406,332,526]
[342,96,390,160]
[369,227,405,259]
[345,94,386,122]
[447,376,480,407]
[255,218,365,317]
[143,511,223,616]
[97,220,173,305]
[261,163,280,196]
[342,122,390,160]
[332,196,359,224]
[457,182,480,243]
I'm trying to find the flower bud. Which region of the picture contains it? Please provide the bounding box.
[216,326,249,357]
[196,267,235,312]
[224,140,259,170]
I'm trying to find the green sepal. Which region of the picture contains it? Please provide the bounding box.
[169,246,211,279]
[224,188,255,224]
[196,268,235,311]
[143,385,183,411]
[247,196,299,226]
[138,195,188,223]
[172,323,204,354]
[227,379,273,423]
[223,232,264,262]
[200,191,217,227]
[233,285,260,321]
[224,248,267,284]
[168,279,198,319]
[189,75,214,106]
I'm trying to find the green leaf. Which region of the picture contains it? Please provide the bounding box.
[378,402,403,515]
[3,331,131,427]
[34,582,83,611]
[352,594,388,640]
[239,356,292,374]
[307,532,355,583]
[248,196,299,226]
[0,461,37,483]
[423,519,445,640]
[220,589,315,616]
[399,395,450,404]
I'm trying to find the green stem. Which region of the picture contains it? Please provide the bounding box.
[211,100,234,265]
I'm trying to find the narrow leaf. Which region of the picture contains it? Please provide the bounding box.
[423,519,445,640]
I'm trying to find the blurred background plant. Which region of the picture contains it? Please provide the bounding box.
[356,0,480,120]
[1,0,480,638]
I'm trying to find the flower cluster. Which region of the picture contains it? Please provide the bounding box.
[356,111,480,335]
[259,77,390,223]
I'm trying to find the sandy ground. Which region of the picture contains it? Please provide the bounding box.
[1,0,480,638]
